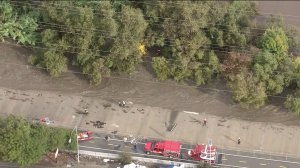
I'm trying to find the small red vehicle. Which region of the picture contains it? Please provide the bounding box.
[144,140,181,158]
[188,144,217,163]
[77,131,93,141]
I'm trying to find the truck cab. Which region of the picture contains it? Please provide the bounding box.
[188,144,217,163]
[144,140,181,158]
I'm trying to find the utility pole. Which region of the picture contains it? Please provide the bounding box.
[76,126,80,163]
[69,113,83,163]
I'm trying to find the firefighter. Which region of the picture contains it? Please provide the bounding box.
[203,118,207,126]
[105,135,110,142]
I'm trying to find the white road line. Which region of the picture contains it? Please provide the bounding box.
[279,166,287,168]
[91,136,300,165]
[93,136,146,144]
[259,163,267,166]
[79,145,192,162]
[220,153,300,165]
[239,161,247,163]
[217,164,248,168]
[79,145,249,168]
[183,111,199,115]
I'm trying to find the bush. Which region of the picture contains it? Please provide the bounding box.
[285,90,300,115]
[197,162,213,168]
[152,57,170,81]
[119,151,132,165]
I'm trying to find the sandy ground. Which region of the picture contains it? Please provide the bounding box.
[1,86,300,156]
[257,1,300,30]
[0,42,299,126]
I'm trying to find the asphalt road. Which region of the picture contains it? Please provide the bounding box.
[78,133,300,168]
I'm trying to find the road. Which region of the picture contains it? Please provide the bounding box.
[78,132,300,168]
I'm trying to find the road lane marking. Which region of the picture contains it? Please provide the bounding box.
[239,161,247,163]
[279,166,286,168]
[79,145,249,168]
[260,163,267,166]
[220,153,300,165]
[79,145,195,163]
[91,136,300,165]
[183,111,199,115]
[93,136,146,144]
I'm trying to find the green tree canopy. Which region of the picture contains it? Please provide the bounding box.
[285,90,300,115]
[228,70,267,109]
[0,1,38,45]
[260,27,289,54]
[0,115,76,167]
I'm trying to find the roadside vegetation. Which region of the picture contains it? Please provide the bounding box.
[0,115,76,167]
[1,1,300,113]
[119,151,133,165]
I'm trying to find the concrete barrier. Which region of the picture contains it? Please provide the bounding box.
[79,150,197,168]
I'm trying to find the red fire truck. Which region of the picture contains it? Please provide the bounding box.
[144,140,181,158]
[188,144,217,163]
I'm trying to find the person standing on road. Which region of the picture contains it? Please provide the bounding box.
[238,137,241,144]
[203,118,207,126]
[105,135,110,142]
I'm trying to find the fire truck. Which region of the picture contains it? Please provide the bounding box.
[144,140,181,158]
[188,144,217,163]
[144,140,220,163]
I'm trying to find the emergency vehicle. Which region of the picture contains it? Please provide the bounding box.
[144,140,181,158]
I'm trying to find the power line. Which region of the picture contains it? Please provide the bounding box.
[35,20,300,46]
[10,0,298,36]
[7,1,300,53]
[1,40,296,76]
[0,39,257,63]
[7,1,300,56]
[12,0,299,26]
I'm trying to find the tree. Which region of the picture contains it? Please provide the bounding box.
[43,49,67,77]
[0,115,76,167]
[265,16,300,53]
[228,70,267,109]
[152,57,170,81]
[0,116,45,166]
[221,52,251,79]
[209,1,257,48]
[0,1,38,45]
[285,90,300,115]
[260,27,289,54]
[108,5,148,72]
[82,58,110,85]
[252,51,293,95]
[191,51,220,85]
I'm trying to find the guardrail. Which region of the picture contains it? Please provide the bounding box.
[79,150,198,168]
